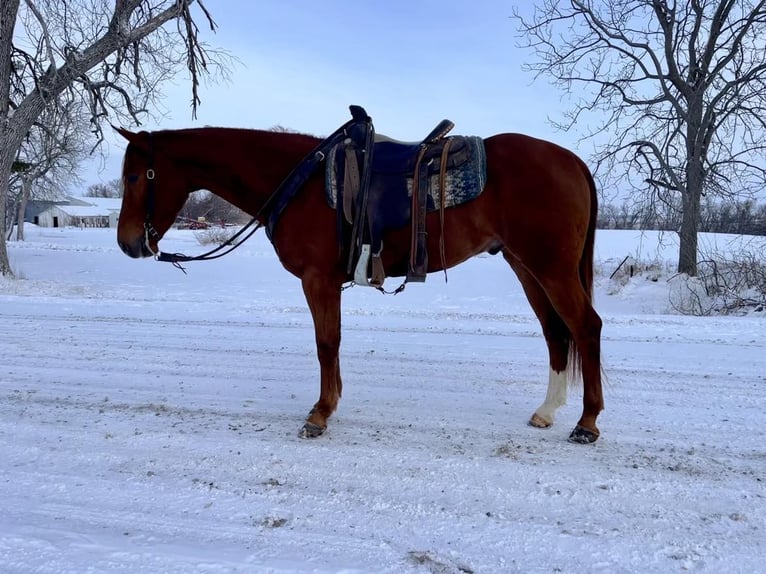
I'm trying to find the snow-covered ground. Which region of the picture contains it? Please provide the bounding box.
[1,226,764,574]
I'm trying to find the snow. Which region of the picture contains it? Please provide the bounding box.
[1,225,765,574]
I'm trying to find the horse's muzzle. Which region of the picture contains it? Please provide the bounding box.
[118,237,155,258]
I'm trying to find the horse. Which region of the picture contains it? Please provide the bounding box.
[114,116,604,444]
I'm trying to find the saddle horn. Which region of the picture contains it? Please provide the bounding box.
[421,119,455,146]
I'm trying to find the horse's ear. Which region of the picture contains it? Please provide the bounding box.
[112,126,152,153]
[113,125,136,142]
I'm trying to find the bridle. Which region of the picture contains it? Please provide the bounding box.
[142,156,162,252]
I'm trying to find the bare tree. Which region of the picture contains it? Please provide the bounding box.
[0,0,222,276]
[178,190,250,225]
[85,179,123,198]
[516,1,766,275]
[9,99,91,241]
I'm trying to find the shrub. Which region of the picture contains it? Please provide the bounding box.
[669,249,766,315]
[193,226,239,246]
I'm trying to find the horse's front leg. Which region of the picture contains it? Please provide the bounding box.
[299,273,343,438]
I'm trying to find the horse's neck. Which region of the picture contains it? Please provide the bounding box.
[178,129,319,216]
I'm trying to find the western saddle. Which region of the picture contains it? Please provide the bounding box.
[331,106,474,288]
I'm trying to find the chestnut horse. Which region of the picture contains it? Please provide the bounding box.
[115,120,604,443]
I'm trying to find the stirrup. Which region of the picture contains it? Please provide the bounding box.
[353,244,372,286]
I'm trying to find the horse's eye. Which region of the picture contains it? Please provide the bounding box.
[127,174,139,184]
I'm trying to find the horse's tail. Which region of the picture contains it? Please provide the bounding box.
[579,158,598,302]
[567,157,599,386]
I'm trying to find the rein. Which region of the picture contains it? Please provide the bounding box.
[141,106,373,273]
[154,220,264,273]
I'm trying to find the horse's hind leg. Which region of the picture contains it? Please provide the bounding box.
[504,252,570,428]
[299,272,344,438]
[537,275,603,443]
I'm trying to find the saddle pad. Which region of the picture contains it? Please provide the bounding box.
[324,135,487,214]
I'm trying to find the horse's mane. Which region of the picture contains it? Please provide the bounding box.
[151,126,321,144]
[135,127,323,163]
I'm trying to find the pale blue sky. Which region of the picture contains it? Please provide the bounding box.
[85,1,580,185]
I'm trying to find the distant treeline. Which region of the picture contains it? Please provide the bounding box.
[599,199,766,236]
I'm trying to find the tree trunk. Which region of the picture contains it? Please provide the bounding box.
[15,175,32,241]
[678,191,700,276]
[677,92,707,278]
[7,203,17,240]
[0,84,48,274]
[678,156,704,276]
[0,0,21,275]
[0,184,12,276]
[0,127,18,275]
[0,112,40,275]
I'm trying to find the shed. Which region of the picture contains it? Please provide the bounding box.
[27,196,121,228]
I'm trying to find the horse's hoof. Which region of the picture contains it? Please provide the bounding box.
[529,413,552,428]
[299,422,326,439]
[568,425,599,444]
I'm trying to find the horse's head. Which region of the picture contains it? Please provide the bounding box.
[115,127,190,258]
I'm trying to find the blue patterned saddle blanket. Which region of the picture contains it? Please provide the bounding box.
[324,135,487,226]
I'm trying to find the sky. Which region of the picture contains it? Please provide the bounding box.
[84,1,580,186]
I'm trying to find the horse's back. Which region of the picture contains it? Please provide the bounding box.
[484,132,590,182]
